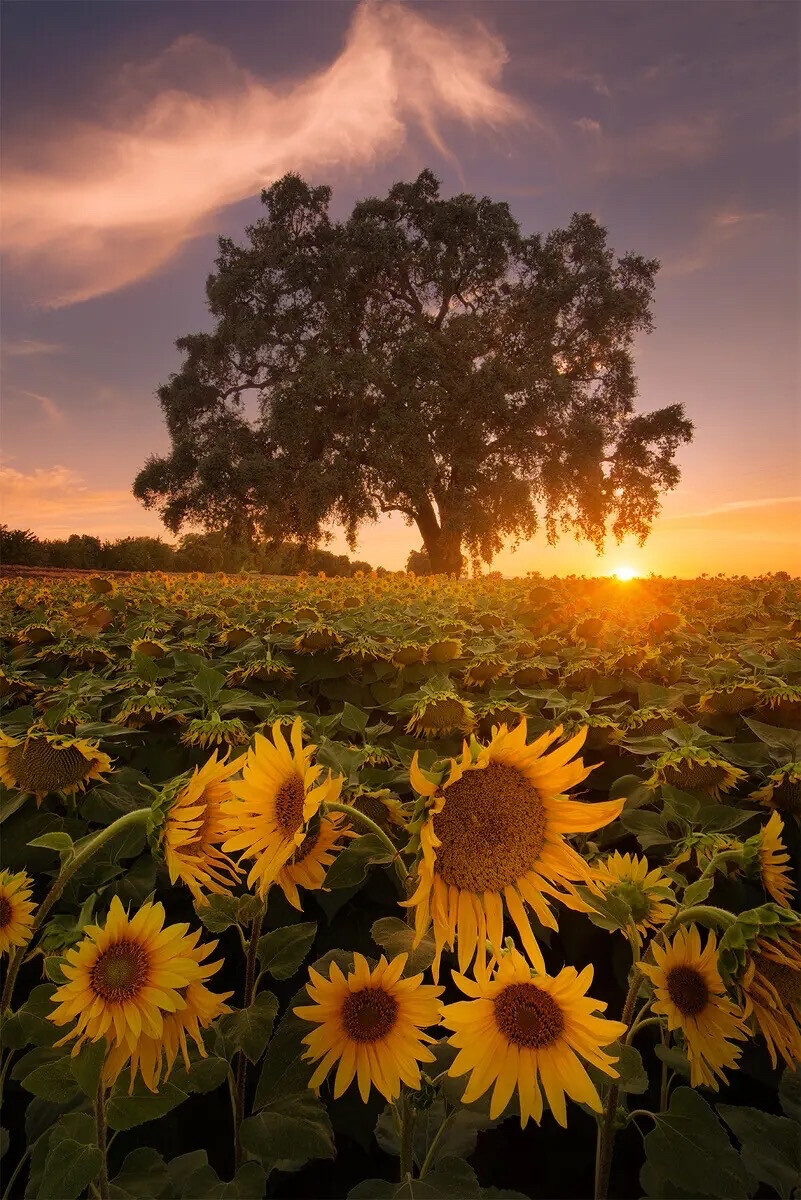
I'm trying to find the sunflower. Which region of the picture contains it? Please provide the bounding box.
[426,639,463,664]
[640,925,748,1089]
[590,852,675,936]
[392,644,428,667]
[0,730,112,802]
[294,953,443,1102]
[648,747,746,799]
[698,684,762,716]
[739,925,801,1068]
[755,686,801,730]
[750,764,801,824]
[161,753,243,904]
[0,869,36,956]
[222,717,342,898]
[743,812,796,908]
[112,691,183,728]
[442,948,627,1127]
[180,714,249,749]
[349,789,409,830]
[102,974,232,1092]
[406,691,476,739]
[275,813,353,910]
[49,896,226,1062]
[406,720,621,977]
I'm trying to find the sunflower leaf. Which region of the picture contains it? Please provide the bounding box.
[717,1105,800,1198]
[324,833,395,889]
[109,1148,169,1200]
[257,921,317,980]
[69,1037,107,1098]
[642,1087,752,1199]
[36,1137,102,1200]
[217,991,278,1063]
[779,1066,801,1122]
[371,917,436,975]
[239,1092,335,1177]
[106,1079,188,1132]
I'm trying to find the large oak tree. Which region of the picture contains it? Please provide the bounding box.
[134,171,692,574]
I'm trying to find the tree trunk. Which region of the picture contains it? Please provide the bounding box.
[415,498,465,576]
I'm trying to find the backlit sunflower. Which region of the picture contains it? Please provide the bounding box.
[350,789,409,830]
[739,924,801,1068]
[590,852,675,936]
[0,730,112,802]
[222,717,342,897]
[180,714,249,749]
[648,747,746,799]
[405,720,621,977]
[0,869,36,956]
[750,764,801,824]
[640,925,748,1089]
[49,897,226,1064]
[294,953,443,1102]
[276,813,353,910]
[442,948,627,1127]
[406,692,476,739]
[745,812,795,908]
[698,684,762,715]
[161,752,242,904]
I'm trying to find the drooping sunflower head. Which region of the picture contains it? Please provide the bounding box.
[443,948,627,1127]
[426,638,463,664]
[461,655,507,689]
[755,685,801,729]
[392,643,428,667]
[590,851,675,935]
[180,714,249,749]
[750,763,801,823]
[405,719,620,977]
[0,730,112,802]
[275,812,353,910]
[159,753,243,905]
[294,953,443,1103]
[738,922,801,1069]
[614,708,680,739]
[742,812,796,909]
[130,638,169,659]
[0,869,36,956]
[698,683,762,716]
[222,717,343,898]
[112,691,183,728]
[406,690,476,739]
[640,925,748,1090]
[225,654,294,687]
[350,788,409,831]
[49,896,226,1062]
[649,746,746,799]
[294,625,342,653]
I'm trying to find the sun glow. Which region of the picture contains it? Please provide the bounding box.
[612,565,640,581]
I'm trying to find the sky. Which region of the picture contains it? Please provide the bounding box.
[2,0,799,577]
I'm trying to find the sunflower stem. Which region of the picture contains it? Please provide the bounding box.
[418,1106,455,1179]
[95,1081,109,1200]
[398,1092,416,1182]
[662,904,736,936]
[234,902,265,1168]
[324,801,409,883]
[0,806,151,1013]
[623,1011,659,1045]
[594,966,642,1200]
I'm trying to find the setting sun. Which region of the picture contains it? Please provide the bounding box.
[612,565,640,581]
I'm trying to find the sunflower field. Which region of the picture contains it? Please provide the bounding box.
[1,569,800,1200]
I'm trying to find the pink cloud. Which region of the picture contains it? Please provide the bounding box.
[2,2,522,308]
[0,464,159,537]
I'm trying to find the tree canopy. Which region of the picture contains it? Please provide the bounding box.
[134,170,693,574]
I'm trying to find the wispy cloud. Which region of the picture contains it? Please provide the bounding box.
[9,389,65,425]
[578,114,721,176]
[0,464,158,537]
[1,1,522,308]
[664,205,771,276]
[2,338,64,357]
[666,495,801,520]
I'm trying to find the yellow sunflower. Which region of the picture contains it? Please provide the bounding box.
[294,953,443,1102]
[648,747,746,800]
[0,730,112,802]
[222,718,342,898]
[406,720,621,977]
[350,789,408,830]
[0,869,36,956]
[750,764,801,824]
[590,852,676,936]
[748,812,795,908]
[442,948,627,1127]
[640,925,748,1089]
[162,752,243,905]
[49,896,224,1060]
[275,813,353,910]
[739,925,801,1069]
[102,971,232,1092]
[406,693,476,739]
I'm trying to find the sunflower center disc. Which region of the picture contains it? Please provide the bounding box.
[0,896,12,930]
[753,953,801,1005]
[275,773,306,835]
[665,761,724,789]
[289,826,320,866]
[493,982,565,1048]
[341,987,399,1042]
[91,939,149,1001]
[666,965,709,1016]
[432,762,548,892]
[8,740,90,794]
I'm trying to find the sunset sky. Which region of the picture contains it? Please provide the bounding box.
[2,0,799,576]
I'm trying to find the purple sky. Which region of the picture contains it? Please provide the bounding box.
[2,0,799,575]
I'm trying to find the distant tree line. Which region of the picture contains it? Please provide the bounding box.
[0,527,372,577]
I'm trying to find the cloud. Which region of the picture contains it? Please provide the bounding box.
[666,495,801,520]
[2,338,64,357]
[582,114,721,176]
[574,117,602,135]
[661,495,801,539]
[9,389,65,425]
[664,205,771,276]
[1,1,522,308]
[0,464,151,537]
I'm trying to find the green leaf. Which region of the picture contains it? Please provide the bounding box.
[574,885,633,932]
[36,1139,102,1200]
[110,1148,169,1200]
[742,718,801,757]
[371,917,436,975]
[257,922,317,980]
[643,1087,752,1199]
[696,805,755,833]
[239,1092,336,1177]
[1,985,59,1049]
[168,1055,229,1095]
[192,666,226,706]
[221,1163,269,1198]
[70,1037,107,1097]
[324,833,394,888]
[779,1066,801,1122]
[718,1104,800,1198]
[217,992,278,1062]
[107,1078,187,1131]
[683,876,714,907]
[27,832,74,858]
[620,809,672,850]
[20,1055,81,1104]
[194,894,244,933]
[654,1044,691,1078]
[164,1151,220,1200]
[613,1042,648,1095]
[349,1158,482,1199]
[340,702,370,734]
